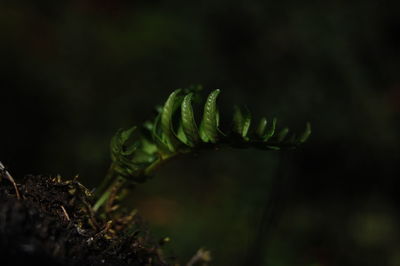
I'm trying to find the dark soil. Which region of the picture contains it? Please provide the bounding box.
[0,174,172,266]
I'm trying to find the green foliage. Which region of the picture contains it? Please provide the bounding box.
[108,87,311,185]
[199,89,221,143]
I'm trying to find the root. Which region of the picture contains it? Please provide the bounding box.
[0,161,21,200]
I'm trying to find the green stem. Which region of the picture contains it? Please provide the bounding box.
[144,152,181,175]
[93,187,111,212]
[93,153,177,212]
[93,177,128,212]
[95,163,115,198]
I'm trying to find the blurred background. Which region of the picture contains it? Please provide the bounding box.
[1,1,399,265]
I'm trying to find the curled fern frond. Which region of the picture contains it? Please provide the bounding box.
[299,122,312,143]
[161,89,184,152]
[108,88,311,184]
[232,105,251,139]
[181,93,200,147]
[199,89,221,143]
[256,117,267,138]
[263,117,277,142]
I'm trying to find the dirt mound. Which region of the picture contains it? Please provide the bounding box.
[0,174,171,266]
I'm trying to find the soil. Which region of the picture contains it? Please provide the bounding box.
[0,173,173,266]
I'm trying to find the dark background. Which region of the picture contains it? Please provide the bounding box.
[1,1,399,265]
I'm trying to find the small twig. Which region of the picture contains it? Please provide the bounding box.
[0,161,21,200]
[101,220,113,233]
[60,205,71,221]
[186,248,211,266]
[73,174,79,181]
[105,180,122,214]
[93,220,113,239]
[81,197,100,230]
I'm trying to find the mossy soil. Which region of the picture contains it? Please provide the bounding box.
[0,174,173,266]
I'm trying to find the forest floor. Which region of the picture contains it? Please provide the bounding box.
[0,173,172,266]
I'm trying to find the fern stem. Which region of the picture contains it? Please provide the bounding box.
[93,154,177,212]
[95,163,116,198]
[144,153,176,176]
[93,186,111,212]
[93,176,128,212]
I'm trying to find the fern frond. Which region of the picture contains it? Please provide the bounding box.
[256,117,267,138]
[161,89,184,152]
[263,117,277,142]
[232,105,251,139]
[199,89,221,143]
[181,93,200,147]
[108,88,311,184]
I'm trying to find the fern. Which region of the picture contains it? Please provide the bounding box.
[94,87,311,211]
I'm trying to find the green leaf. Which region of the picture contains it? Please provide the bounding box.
[263,118,277,142]
[151,114,172,155]
[110,130,122,161]
[176,121,188,145]
[256,117,267,137]
[120,126,136,142]
[143,121,154,131]
[110,127,137,161]
[232,105,251,138]
[115,155,140,176]
[298,122,311,143]
[199,89,221,143]
[161,89,184,151]
[131,150,157,164]
[114,163,137,178]
[277,127,289,142]
[140,137,158,155]
[105,87,310,191]
[265,145,280,150]
[232,106,242,135]
[181,93,200,147]
[121,144,138,156]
